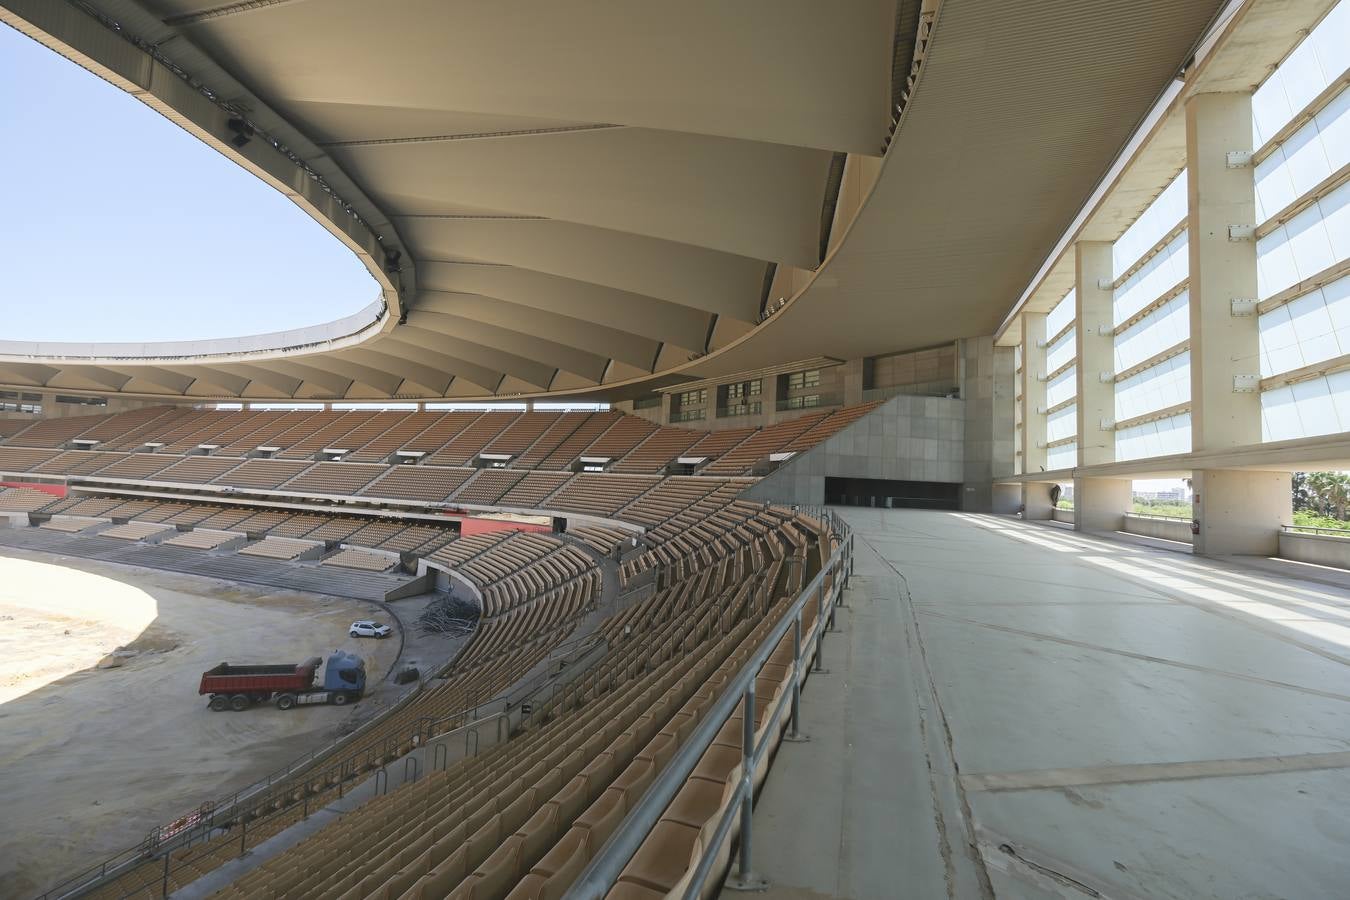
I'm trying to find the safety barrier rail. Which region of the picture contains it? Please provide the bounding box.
[1281,524,1350,537]
[566,507,852,898]
[40,504,844,899]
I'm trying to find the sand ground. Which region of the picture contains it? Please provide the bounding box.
[0,547,402,896]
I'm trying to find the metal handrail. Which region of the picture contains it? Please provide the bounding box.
[565,522,852,898]
[1282,524,1350,537]
[42,504,841,900]
[1125,511,1191,522]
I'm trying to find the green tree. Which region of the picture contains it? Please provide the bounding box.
[1305,472,1350,520]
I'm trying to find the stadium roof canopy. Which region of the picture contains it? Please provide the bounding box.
[0,0,1225,401]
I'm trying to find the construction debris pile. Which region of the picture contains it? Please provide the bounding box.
[416,592,479,636]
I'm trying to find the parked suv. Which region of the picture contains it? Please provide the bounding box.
[349,620,391,639]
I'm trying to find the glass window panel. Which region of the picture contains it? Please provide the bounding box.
[1254,87,1348,225]
[1287,288,1342,368]
[1046,289,1076,337]
[1047,404,1077,442]
[1114,171,1188,279]
[1115,352,1190,421]
[1046,329,1076,372]
[1047,441,1077,470]
[1114,231,1188,324]
[1046,367,1077,408]
[1114,292,1189,371]
[1261,385,1303,440]
[1116,413,1191,461]
[1293,376,1340,437]
[1258,180,1350,298]
[1253,1,1349,144]
[1258,304,1302,377]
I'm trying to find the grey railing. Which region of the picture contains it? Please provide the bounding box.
[1282,524,1350,537]
[1126,511,1191,522]
[565,512,852,898]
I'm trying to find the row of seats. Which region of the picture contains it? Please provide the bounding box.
[611,427,702,474]
[364,465,476,502]
[0,486,63,512]
[322,548,397,572]
[2,405,879,478]
[548,473,661,517]
[164,530,240,550]
[238,537,315,560]
[567,525,634,556]
[198,505,824,900]
[14,489,460,561]
[94,524,611,898]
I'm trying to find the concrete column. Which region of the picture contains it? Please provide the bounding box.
[1192,469,1291,555]
[1073,476,1131,533]
[762,374,782,425]
[960,337,993,511]
[1187,91,1260,451]
[991,345,1016,479]
[660,391,673,425]
[960,336,1016,511]
[1020,312,1047,475]
[1022,481,1055,520]
[1075,242,1116,466]
[840,358,865,406]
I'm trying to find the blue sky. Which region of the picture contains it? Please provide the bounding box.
[0,25,378,343]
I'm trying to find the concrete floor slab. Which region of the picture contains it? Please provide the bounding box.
[972,766,1350,900]
[737,508,1350,899]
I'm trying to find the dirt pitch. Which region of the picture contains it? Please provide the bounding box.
[0,548,402,896]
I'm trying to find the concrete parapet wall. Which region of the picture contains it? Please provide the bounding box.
[1278,531,1350,570]
[1123,514,1193,544]
[1052,508,1075,524]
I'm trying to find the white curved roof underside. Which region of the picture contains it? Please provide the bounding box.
[0,0,1225,400]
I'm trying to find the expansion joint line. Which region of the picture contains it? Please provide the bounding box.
[856,531,996,899]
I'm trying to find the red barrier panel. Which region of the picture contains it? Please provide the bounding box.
[459,516,550,537]
[0,481,66,497]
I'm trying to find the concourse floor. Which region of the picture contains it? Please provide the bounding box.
[733,509,1350,900]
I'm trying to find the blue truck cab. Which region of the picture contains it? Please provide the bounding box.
[323,650,366,697]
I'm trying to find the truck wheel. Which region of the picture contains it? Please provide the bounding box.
[208,696,229,712]
[275,693,297,711]
[333,692,350,706]
[229,694,249,712]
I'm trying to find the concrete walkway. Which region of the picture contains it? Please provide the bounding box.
[734,509,1350,899]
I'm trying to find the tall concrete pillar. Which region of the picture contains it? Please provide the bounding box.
[762,373,782,425]
[1187,93,1276,556]
[960,336,1017,511]
[1074,476,1131,533]
[1075,241,1116,466]
[839,358,865,406]
[1023,481,1055,520]
[660,391,673,425]
[991,344,1017,479]
[1020,312,1047,474]
[1021,311,1050,517]
[1192,469,1291,556]
[1188,92,1260,451]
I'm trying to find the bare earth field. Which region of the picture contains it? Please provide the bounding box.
[0,547,402,896]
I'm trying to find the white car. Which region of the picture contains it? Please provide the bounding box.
[349,620,391,639]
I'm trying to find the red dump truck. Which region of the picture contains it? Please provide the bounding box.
[198,651,366,711]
